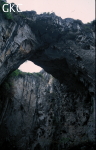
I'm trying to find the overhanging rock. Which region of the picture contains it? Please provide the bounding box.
[0,11,95,91]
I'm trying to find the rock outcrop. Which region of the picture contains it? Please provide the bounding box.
[0,2,95,150]
[0,70,95,150]
[0,9,95,88]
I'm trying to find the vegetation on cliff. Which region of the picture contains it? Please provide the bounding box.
[9,69,43,78]
[0,0,13,19]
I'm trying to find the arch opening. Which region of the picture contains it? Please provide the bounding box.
[18,60,42,73]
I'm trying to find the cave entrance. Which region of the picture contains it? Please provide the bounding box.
[18,60,42,73]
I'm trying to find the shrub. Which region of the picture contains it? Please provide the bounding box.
[74,19,83,26]
[9,69,25,78]
[0,0,13,20]
[35,73,43,77]
[33,72,43,78]
[10,70,20,77]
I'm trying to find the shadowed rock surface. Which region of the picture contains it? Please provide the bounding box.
[0,10,95,87]
[0,4,95,150]
[0,70,95,150]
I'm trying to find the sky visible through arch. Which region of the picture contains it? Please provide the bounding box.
[7,0,95,73]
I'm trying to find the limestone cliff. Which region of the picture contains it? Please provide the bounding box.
[0,70,95,150]
[0,8,95,88]
[0,2,95,150]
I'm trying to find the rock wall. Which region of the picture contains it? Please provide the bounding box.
[0,3,95,150]
[0,10,95,88]
[0,70,95,150]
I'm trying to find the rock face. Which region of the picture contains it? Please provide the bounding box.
[0,70,95,150]
[0,10,95,87]
[0,5,95,150]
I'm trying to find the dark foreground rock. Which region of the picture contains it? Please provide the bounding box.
[0,70,95,150]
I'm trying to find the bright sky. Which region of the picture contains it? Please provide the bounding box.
[7,0,95,73]
[19,61,42,73]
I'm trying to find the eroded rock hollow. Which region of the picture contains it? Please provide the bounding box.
[0,4,95,150]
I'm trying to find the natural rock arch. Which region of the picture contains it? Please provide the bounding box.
[0,10,95,91]
[0,9,95,150]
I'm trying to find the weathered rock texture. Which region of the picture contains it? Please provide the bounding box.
[0,70,95,150]
[0,4,95,150]
[0,10,95,87]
